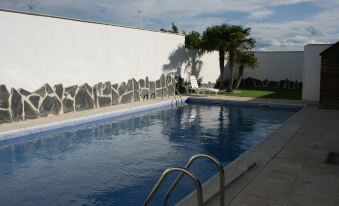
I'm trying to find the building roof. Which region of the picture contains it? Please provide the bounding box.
[320,41,339,56]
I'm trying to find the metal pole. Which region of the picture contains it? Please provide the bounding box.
[137,10,142,28]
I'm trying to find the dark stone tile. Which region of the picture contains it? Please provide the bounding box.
[120,92,133,104]
[93,87,98,108]
[94,82,103,96]
[39,96,61,117]
[10,88,23,121]
[83,83,92,94]
[65,85,78,97]
[112,83,118,91]
[0,84,10,109]
[118,82,127,96]
[145,76,149,88]
[54,84,64,100]
[98,96,112,107]
[134,91,140,102]
[102,81,112,95]
[29,95,40,109]
[127,79,133,92]
[156,80,161,88]
[45,84,54,94]
[24,101,38,120]
[112,89,120,105]
[63,98,74,114]
[18,88,31,96]
[139,79,145,88]
[34,85,46,97]
[74,87,94,111]
[132,78,139,91]
[0,109,12,124]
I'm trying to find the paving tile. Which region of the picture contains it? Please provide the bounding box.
[316,141,339,152]
[300,165,339,183]
[230,194,283,206]
[286,139,317,151]
[283,195,335,206]
[295,176,339,192]
[289,178,337,202]
[261,159,303,175]
[241,184,287,201]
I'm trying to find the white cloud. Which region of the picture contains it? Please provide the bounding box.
[0,0,338,50]
[249,9,274,20]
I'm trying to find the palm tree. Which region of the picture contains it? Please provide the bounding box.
[233,51,259,90]
[200,24,256,90]
[200,24,230,89]
[225,25,256,91]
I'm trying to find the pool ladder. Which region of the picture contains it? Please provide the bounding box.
[144,154,225,206]
[171,79,184,107]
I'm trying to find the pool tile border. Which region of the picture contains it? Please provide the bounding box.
[0,98,188,143]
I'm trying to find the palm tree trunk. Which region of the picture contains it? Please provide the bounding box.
[227,51,236,91]
[219,50,225,89]
[234,65,244,90]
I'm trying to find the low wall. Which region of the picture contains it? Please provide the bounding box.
[243,51,304,82]
[222,51,304,88]
[302,44,332,101]
[0,74,175,124]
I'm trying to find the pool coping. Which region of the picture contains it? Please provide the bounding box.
[175,96,306,206]
[0,97,189,143]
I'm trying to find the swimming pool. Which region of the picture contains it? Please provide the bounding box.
[0,99,300,206]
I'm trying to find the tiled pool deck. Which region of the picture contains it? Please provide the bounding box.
[1,95,338,206]
[203,99,339,206]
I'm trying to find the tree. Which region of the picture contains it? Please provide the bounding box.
[233,51,259,90]
[200,24,230,89]
[200,24,256,90]
[160,22,179,34]
[171,23,179,33]
[224,25,256,91]
[185,31,201,49]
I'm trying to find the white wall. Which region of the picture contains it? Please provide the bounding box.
[176,51,220,83]
[223,51,304,82]
[179,50,304,85]
[302,44,332,101]
[0,10,184,90]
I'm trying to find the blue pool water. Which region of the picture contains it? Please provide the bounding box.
[0,100,299,206]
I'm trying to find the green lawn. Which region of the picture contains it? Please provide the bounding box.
[220,87,302,100]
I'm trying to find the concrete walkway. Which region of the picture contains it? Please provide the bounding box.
[208,105,339,206]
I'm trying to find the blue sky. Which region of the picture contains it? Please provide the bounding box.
[0,0,338,51]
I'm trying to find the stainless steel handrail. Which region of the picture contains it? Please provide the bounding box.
[172,79,183,105]
[163,154,225,206]
[143,167,203,206]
